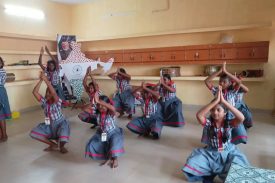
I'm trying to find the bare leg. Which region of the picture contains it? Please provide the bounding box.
[32,137,58,151]
[59,141,68,154]
[110,157,118,168]
[0,120,8,142]
[127,114,132,119]
[100,159,109,166]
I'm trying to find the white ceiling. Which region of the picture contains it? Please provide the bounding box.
[50,0,98,4]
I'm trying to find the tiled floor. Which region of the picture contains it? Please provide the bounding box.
[0,107,275,183]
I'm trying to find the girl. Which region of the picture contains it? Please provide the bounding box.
[78,66,102,128]
[0,57,11,142]
[204,62,248,145]
[30,72,70,154]
[108,68,135,119]
[232,75,253,129]
[85,94,125,168]
[127,82,163,139]
[182,86,249,183]
[158,74,185,127]
[38,46,65,100]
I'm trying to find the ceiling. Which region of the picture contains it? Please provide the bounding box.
[50,0,98,4]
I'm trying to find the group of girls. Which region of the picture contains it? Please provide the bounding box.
[0,48,253,180]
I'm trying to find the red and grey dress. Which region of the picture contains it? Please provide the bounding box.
[85,112,125,160]
[182,117,249,182]
[158,81,185,127]
[112,76,135,115]
[0,68,11,120]
[127,96,163,138]
[30,96,70,143]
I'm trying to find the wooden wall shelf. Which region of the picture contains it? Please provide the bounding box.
[93,75,265,82]
[85,41,269,65]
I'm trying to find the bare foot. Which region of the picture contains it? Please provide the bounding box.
[110,158,118,168]
[0,135,8,142]
[44,144,58,152]
[100,159,109,166]
[90,124,97,129]
[118,112,124,118]
[60,147,68,154]
[127,114,132,119]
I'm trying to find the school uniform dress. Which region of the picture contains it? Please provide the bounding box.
[44,69,65,100]
[159,81,185,127]
[127,96,163,138]
[0,68,11,120]
[182,118,249,182]
[30,96,70,143]
[85,113,125,160]
[78,91,103,126]
[112,76,135,115]
[203,85,248,145]
[234,88,253,129]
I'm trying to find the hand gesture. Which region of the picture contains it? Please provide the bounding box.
[40,72,47,81]
[219,85,226,104]
[160,77,164,85]
[86,66,91,75]
[45,46,50,55]
[39,47,44,55]
[141,81,146,89]
[222,61,227,73]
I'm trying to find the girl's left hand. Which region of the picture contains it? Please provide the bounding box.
[160,77,164,84]
[219,86,225,103]
[222,61,227,73]
[40,72,47,81]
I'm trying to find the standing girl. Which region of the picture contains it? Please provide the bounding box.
[0,57,11,142]
[127,82,163,139]
[38,46,65,100]
[182,86,249,183]
[158,74,185,127]
[85,94,125,168]
[30,72,70,153]
[108,68,135,119]
[78,66,102,128]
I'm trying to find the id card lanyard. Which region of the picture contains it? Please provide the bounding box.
[144,98,150,118]
[45,104,51,125]
[100,113,107,142]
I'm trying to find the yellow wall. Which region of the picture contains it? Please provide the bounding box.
[72,0,275,40]
[0,0,72,38]
[80,26,275,110]
[1,0,275,111]
[72,0,275,110]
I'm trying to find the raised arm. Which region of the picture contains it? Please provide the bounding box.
[38,47,46,70]
[204,66,222,89]
[160,78,176,93]
[142,82,160,100]
[94,93,116,115]
[222,62,249,93]
[41,72,59,103]
[83,66,91,92]
[32,79,43,102]
[219,88,244,127]
[108,70,117,80]
[118,69,131,80]
[89,71,99,91]
[196,89,221,126]
[45,46,59,71]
